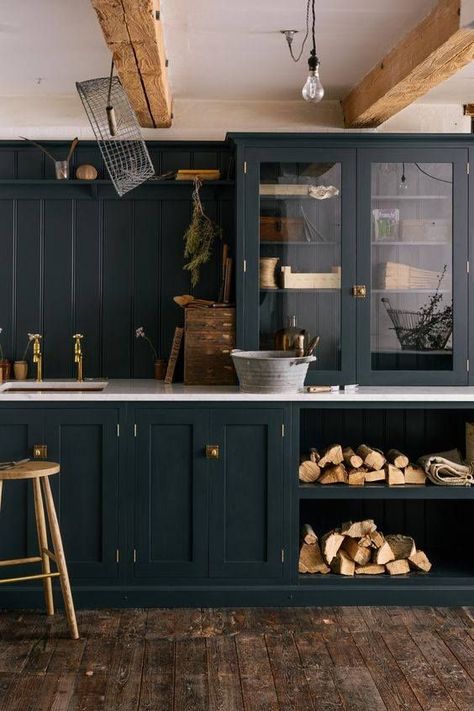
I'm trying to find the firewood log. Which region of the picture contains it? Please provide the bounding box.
[301,523,318,545]
[370,530,385,548]
[331,550,355,576]
[342,537,372,566]
[298,542,330,574]
[386,559,410,575]
[340,520,376,538]
[318,444,344,468]
[374,541,395,565]
[356,444,386,471]
[386,463,405,486]
[404,464,426,485]
[348,468,366,486]
[364,469,385,483]
[319,463,347,485]
[342,446,363,469]
[359,535,372,547]
[321,530,344,565]
[385,535,416,560]
[299,460,321,483]
[408,550,432,572]
[387,448,409,469]
[309,448,320,463]
[355,563,385,575]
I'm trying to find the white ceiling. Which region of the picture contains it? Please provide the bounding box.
[0,0,472,111]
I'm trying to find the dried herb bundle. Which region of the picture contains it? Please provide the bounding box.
[183,179,222,287]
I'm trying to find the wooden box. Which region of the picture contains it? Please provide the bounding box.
[260,216,305,242]
[184,308,237,385]
[280,265,341,289]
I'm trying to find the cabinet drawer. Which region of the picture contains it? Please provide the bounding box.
[186,315,235,332]
[185,331,235,346]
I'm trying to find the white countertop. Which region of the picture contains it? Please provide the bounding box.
[1,379,474,402]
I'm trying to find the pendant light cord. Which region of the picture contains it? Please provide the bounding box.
[287,0,311,62]
[311,0,316,57]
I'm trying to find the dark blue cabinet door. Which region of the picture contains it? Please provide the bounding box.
[0,411,43,564]
[45,409,119,580]
[209,408,285,579]
[134,409,209,579]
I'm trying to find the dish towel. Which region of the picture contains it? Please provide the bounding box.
[417,448,473,487]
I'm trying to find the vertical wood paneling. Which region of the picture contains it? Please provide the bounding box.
[0,201,14,357]
[0,141,233,378]
[133,201,160,377]
[102,200,133,377]
[75,200,102,378]
[15,200,42,359]
[43,200,73,378]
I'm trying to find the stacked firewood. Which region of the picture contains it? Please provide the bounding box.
[299,520,432,576]
[299,444,426,486]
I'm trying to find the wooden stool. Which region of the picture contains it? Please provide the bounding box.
[0,461,79,639]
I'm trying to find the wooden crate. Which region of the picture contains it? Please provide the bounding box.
[184,308,237,385]
[280,265,341,289]
[260,216,305,242]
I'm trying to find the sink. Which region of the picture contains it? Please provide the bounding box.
[0,379,109,393]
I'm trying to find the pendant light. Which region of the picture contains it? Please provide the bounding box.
[281,0,324,103]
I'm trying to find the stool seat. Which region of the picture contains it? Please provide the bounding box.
[0,461,60,481]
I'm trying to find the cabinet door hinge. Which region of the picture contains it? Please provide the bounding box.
[468,162,470,175]
[116,424,120,437]
[133,549,137,563]
[467,260,470,274]
[243,259,247,273]
[134,424,137,437]
[467,359,470,373]
[243,160,247,174]
[116,549,120,563]
[281,423,285,437]
[281,548,285,563]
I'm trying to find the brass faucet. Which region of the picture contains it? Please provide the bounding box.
[73,334,84,382]
[32,334,43,382]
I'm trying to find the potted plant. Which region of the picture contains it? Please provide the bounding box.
[0,328,11,381]
[14,333,35,380]
[135,327,166,379]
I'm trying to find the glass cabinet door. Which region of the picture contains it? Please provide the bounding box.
[357,148,468,384]
[243,147,356,384]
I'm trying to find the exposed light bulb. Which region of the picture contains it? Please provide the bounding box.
[302,51,324,103]
[399,163,408,191]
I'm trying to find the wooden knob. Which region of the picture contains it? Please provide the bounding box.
[206,445,220,460]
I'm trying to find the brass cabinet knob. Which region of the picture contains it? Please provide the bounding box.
[352,284,367,298]
[206,445,220,460]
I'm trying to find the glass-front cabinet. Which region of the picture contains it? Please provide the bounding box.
[241,146,356,384]
[357,148,468,384]
[236,137,469,385]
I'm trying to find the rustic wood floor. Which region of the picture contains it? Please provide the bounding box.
[1,607,474,710]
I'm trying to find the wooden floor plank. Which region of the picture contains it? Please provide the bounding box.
[438,628,474,682]
[138,639,174,711]
[412,630,474,711]
[382,630,457,711]
[302,667,345,711]
[47,638,86,673]
[207,636,244,711]
[334,666,387,711]
[174,638,209,711]
[334,606,370,633]
[294,630,334,669]
[323,628,365,667]
[353,630,423,711]
[102,639,145,711]
[44,672,76,711]
[146,609,202,640]
[265,633,313,710]
[412,607,469,630]
[236,634,279,711]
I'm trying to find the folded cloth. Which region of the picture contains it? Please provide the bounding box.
[0,458,30,471]
[417,448,473,487]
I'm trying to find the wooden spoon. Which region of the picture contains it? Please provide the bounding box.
[304,336,320,357]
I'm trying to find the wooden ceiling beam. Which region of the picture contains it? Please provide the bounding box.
[91,0,172,128]
[342,0,474,128]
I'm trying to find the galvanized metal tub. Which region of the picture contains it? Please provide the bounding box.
[231,350,316,393]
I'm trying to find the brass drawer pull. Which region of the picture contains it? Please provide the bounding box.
[206,445,220,460]
[352,284,367,298]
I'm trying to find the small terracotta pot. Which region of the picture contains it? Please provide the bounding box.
[14,361,28,380]
[0,360,12,381]
[154,359,167,380]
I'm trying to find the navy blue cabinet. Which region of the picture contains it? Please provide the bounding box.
[0,408,119,581]
[133,406,286,581]
[134,408,209,579]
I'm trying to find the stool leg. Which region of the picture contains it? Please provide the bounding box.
[41,476,79,640]
[0,481,3,511]
[33,478,55,616]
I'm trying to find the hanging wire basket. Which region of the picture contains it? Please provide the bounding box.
[382,297,452,351]
[76,74,154,197]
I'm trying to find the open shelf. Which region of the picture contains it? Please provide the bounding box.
[372,195,450,200]
[372,288,451,294]
[260,288,340,293]
[372,241,450,246]
[261,241,340,246]
[299,483,474,499]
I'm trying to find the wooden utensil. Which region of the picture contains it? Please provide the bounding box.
[304,336,320,357]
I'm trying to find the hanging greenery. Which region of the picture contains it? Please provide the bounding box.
[183,178,222,287]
